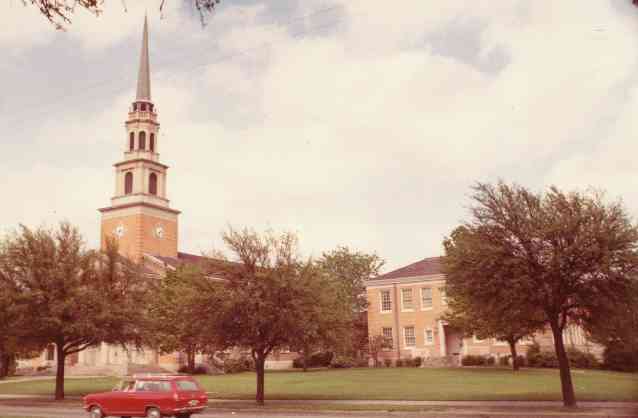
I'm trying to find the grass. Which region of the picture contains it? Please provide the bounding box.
[0,368,636,401]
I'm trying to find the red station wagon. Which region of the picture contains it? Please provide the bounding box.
[83,374,208,418]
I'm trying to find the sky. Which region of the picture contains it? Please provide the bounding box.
[1,0,638,272]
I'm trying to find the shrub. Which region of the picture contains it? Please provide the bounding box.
[292,351,334,369]
[395,359,404,367]
[499,355,510,366]
[603,345,638,372]
[486,356,495,366]
[223,356,254,374]
[383,358,392,368]
[566,347,599,369]
[330,355,355,369]
[354,357,370,368]
[413,356,423,367]
[178,364,210,375]
[461,355,487,366]
[526,342,543,367]
[516,355,526,367]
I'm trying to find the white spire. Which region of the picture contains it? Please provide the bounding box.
[136,15,151,101]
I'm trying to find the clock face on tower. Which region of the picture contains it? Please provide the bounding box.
[153,224,165,239]
[113,224,126,238]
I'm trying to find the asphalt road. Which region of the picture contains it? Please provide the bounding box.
[1,404,638,418]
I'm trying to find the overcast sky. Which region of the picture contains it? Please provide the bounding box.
[1,0,637,272]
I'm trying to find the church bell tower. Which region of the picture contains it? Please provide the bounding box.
[99,16,180,260]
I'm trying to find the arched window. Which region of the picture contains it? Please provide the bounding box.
[129,132,134,151]
[139,131,146,150]
[125,172,133,195]
[141,103,147,111]
[149,173,158,195]
[150,133,155,152]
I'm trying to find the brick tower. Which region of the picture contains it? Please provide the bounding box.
[99,16,180,260]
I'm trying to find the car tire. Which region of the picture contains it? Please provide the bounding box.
[176,415,191,418]
[89,406,103,418]
[146,407,161,418]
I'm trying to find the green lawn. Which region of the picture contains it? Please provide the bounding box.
[0,368,636,401]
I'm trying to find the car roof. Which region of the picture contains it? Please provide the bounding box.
[126,374,195,381]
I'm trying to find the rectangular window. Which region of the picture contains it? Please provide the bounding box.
[401,288,414,310]
[439,287,447,305]
[176,380,200,392]
[380,290,392,312]
[382,327,393,349]
[404,326,416,347]
[421,287,433,309]
[424,329,434,345]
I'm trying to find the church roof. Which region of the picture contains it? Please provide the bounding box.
[136,15,152,101]
[154,252,235,278]
[370,256,444,281]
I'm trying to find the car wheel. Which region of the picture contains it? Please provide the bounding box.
[89,406,103,418]
[146,407,161,418]
[176,415,191,418]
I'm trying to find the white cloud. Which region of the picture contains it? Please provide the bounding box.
[2,1,638,271]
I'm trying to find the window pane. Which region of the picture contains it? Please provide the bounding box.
[381,290,392,311]
[382,327,393,349]
[404,326,416,347]
[176,380,199,391]
[421,287,432,308]
[425,329,433,344]
[401,288,413,310]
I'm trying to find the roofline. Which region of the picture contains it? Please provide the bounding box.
[114,158,169,169]
[98,201,181,215]
[365,273,446,287]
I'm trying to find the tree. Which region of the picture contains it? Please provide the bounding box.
[368,334,391,367]
[146,265,218,371]
[443,226,546,371]
[447,182,638,407]
[23,0,221,30]
[316,246,384,357]
[0,223,148,399]
[206,227,337,404]
[585,278,638,370]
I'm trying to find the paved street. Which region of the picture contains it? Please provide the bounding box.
[1,401,637,418]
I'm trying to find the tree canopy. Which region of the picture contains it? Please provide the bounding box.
[0,223,148,399]
[444,182,638,407]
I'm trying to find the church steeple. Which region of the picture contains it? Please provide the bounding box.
[136,15,152,102]
[99,16,180,261]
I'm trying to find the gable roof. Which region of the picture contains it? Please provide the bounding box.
[371,256,444,281]
[154,252,232,277]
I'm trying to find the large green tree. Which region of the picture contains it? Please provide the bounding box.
[316,246,384,357]
[205,227,341,404]
[146,265,218,371]
[446,182,638,407]
[443,226,546,371]
[0,223,148,399]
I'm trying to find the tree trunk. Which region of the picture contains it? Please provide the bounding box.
[550,321,576,407]
[302,345,308,373]
[255,353,266,405]
[0,354,10,379]
[55,343,65,400]
[508,339,519,371]
[187,347,196,371]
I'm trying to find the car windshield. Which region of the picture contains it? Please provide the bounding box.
[175,380,199,391]
[118,380,135,392]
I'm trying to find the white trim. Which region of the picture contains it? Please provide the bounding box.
[365,275,446,288]
[438,286,448,305]
[420,286,433,310]
[424,328,434,346]
[403,326,416,348]
[438,320,446,356]
[379,289,393,314]
[400,287,415,312]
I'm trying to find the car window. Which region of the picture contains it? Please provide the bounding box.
[175,380,199,391]
[119,380,135,392]
[135,380,171,392]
